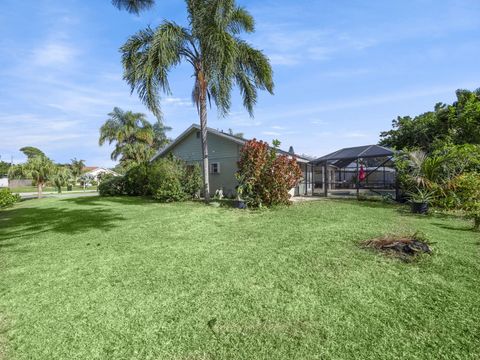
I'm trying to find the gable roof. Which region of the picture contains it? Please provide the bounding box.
[151,124,310,163]
[311,144,395,167]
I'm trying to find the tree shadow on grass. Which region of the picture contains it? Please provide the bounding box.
[0,204,125,241]
[430,222,474,232]
[60,195,156,207]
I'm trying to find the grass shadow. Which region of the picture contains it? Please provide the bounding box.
[60,195,156,207]
[430,222,474,232]
[0,203,125,241]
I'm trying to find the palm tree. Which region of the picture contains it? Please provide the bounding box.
[407,150,444,189]
[99,107,169,167]
[52,167,73,193]
[8,156,55,198]
[70,158,86,185]
[121,0,274,201]
[111,0,155,14]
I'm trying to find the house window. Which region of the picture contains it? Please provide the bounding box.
[196,131,201,139]
[210,162,220,174]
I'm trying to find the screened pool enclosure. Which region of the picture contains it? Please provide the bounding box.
[295,145,397,199]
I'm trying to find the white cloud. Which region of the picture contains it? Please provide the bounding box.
[342,132,367,139]
[262,131,281,136]
[32,42,78,66]
[163,97,192,107]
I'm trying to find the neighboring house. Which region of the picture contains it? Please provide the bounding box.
[82,167,119,182]
[151,124,312,197]
[0,177,8,188]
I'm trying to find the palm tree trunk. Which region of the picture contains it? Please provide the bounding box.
[198,73,210,203]
[37,183,42,199]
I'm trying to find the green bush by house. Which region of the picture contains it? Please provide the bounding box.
[99,157,202,202]
[0,188,21,208]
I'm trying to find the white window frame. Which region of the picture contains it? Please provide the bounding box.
[210,162,220,174]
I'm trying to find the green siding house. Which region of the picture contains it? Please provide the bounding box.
[151,124,312,197]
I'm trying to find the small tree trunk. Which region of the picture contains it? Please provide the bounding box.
[198,74,210,203]
[37,183,42,199]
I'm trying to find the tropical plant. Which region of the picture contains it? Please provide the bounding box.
[70,158,85,185]
[8,156,55,198]
[0,188,20,208]
[51,167,72,193]
[236,139,302,207]
[99,107,170,168]
[406,188,435,204]
[120,0,274,201]
[112,0,155,14]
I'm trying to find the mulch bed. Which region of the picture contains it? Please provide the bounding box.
[362,233,432,261]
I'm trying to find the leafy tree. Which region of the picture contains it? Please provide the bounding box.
[380,89,480,152]
[451,173,480,231]
[99,107,170,167]
[70,158,86,185]
[9,156,54,198]
[20,146,45,159]
[120,0,274,201]
[236,139,302,207]
[51,167,73,193]
[0,161,10,176]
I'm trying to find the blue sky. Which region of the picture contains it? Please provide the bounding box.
[1,0,479,166]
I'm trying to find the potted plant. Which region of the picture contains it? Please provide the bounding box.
[234,183,247,209]
[407,188,434,214]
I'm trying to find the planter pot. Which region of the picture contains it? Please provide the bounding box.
[411,201,429,214]
[233,200,247,209]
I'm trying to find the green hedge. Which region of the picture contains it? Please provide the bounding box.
[0,188,21,208]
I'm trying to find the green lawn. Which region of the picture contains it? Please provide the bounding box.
[0,197,479,359]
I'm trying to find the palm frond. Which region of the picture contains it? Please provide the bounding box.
[111,0,154,14]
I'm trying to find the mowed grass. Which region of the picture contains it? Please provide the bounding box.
[0,197,479,360]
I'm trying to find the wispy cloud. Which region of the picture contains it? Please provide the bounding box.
[262,131,281,136]
[255,26,377,66]
[32,42,79,66]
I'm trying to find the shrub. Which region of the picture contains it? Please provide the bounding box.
[98,176,125,196]
[123,163,150,196]
[0,188,21,208]
[148,158,202,202]
[182,164,202,198]
[98,158,202,202]
[153,177,186,202]
[451,172,480,230]
[236,139,302,207]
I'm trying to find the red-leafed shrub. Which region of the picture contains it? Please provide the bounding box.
[236,139,302,207]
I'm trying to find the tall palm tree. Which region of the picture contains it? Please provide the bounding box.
[121,0,274,201]
[111,0,155,14]
[99,107,169,167]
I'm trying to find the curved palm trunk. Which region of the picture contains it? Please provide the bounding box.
[198,71,210,203]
